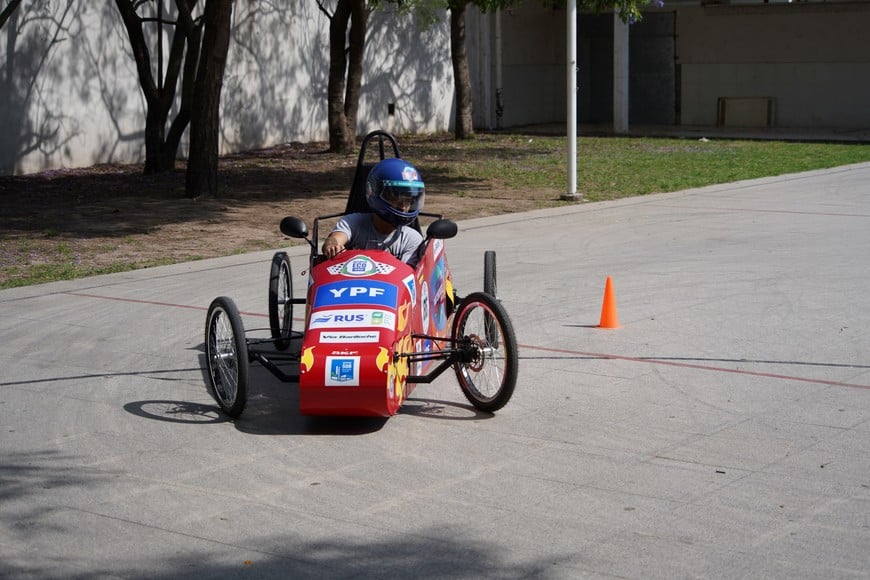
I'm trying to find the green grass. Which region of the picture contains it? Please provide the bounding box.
[3,262,130,288]
[3,133,870,289]
[1,259,178,289]
[407,134,870,201]
[574,139,870,200]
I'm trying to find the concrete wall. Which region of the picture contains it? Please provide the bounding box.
[677,3,870,128]
[467,5,567,130]
[0,2,453,175]
[468,4,677,129]
[6,1,869,175]
[470,1,870,131]
[576,11,676,125]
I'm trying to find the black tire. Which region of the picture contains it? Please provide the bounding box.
[483,251,499,346]
[205,296,249,418]
[452,292,518,413]
[268,252,293,348]
[484,250,497,298]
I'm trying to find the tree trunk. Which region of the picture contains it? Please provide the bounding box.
[327,0,366,153]
[344,0,367,146]
[143,106,167,173]
[450,1,474,140]
[327,0,352,153]
[155,6,194,171]
[0,4,19,174]
[186,0,234,198]
[116,0,201,175]
[164,2,201,171]
[116,0,163,173]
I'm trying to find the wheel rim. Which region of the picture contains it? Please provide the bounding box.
[457,302,507,402]
[209,308,238,406]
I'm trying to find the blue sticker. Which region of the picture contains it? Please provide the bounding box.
[430,257,447,332]
[314,280,398,309]
[326,356,360,386]
[403,274,416,306]
[331,359,355,381]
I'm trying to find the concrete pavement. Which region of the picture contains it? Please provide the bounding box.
[1,162,869,578]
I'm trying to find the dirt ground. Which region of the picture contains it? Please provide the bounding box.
[0,135,561,287]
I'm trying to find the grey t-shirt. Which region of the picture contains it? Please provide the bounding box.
[334,213,424,267]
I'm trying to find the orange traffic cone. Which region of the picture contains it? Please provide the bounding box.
[598,276,620,329]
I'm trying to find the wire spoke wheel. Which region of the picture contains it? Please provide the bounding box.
[452,292,518,412]
[205,297,248,418]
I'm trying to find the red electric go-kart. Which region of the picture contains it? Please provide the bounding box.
[203,130,518,418]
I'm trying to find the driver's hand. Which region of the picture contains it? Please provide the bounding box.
[323,238,345,259]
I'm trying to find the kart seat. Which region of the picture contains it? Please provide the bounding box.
[344,130,421,234]
[344,163,374,215]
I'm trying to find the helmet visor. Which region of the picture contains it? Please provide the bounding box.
[380,181,424,215]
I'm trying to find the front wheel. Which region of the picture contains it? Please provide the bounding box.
[268,252,293,349]
[205,296,249,418]
[452,292,518,413]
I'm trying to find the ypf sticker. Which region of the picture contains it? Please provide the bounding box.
[314,281,398,308]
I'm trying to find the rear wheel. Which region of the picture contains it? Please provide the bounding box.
[484,250,497,298]
[205,297,248,418]
[268,252,293,348]
[452,292,518,413]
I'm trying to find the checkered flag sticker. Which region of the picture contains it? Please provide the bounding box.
[328,255,396,277]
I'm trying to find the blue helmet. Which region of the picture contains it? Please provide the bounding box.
[366,158,425,227]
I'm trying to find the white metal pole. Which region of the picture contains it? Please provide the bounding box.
[562,0,580,201]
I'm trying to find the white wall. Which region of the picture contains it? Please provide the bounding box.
[7,1,868,175]
[0,1,453,175]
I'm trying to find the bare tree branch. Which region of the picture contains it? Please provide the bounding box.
[316,0,334,20]
[0,0,22,30]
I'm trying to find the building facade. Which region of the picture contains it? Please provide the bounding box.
[2,1,868,175]
[469,1,870,132]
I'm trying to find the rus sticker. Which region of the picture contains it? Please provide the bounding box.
[308,309,395,329]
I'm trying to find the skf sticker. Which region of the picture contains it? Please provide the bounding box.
[325,356,360,386]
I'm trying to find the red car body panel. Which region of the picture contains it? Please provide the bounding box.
[298,239,453,416]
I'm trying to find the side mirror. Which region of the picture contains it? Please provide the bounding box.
[426,219,458,240]
[280,216,309,239]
